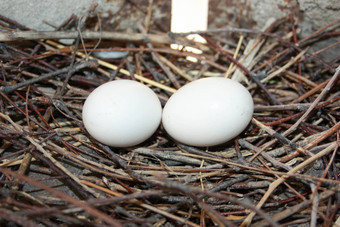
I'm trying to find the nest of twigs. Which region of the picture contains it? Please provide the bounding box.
[0,6,339,227]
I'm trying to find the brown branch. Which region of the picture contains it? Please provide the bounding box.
[0,61,95,94]
[0,30,206,49]
[0,167,123,227]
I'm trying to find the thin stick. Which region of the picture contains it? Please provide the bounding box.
[0,166,123,227]
[240,142,337,226]
[0,30,200,47]
[225,35,244,78]
[45,40,177,93]
[158,54,193,81]
[261,48,308,83]
[0,112,100,198]
[254,190,335,227]
[80,180,201,227]
[144,0,154,33]
[283,65,340,136]
[0,61,93,94]
[298,18,340,44]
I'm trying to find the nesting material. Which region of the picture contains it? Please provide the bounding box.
[0,4,339,227]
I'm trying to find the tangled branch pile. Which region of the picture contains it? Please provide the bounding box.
[0,8,339,227]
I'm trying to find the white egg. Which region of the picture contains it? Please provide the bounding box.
[162,77,253,147]
[82,80,162,147]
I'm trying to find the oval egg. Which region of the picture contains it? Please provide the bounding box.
[82,80,162,147]
[162,77,253,147]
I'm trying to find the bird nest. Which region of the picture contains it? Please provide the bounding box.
[0,6,339,227]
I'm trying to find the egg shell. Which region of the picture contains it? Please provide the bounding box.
[82,80,162,147]
[162,77,253,147]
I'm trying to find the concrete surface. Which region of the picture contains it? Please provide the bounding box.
[1,0,124,31]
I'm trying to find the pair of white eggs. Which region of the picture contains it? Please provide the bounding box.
[82,77,254,147]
